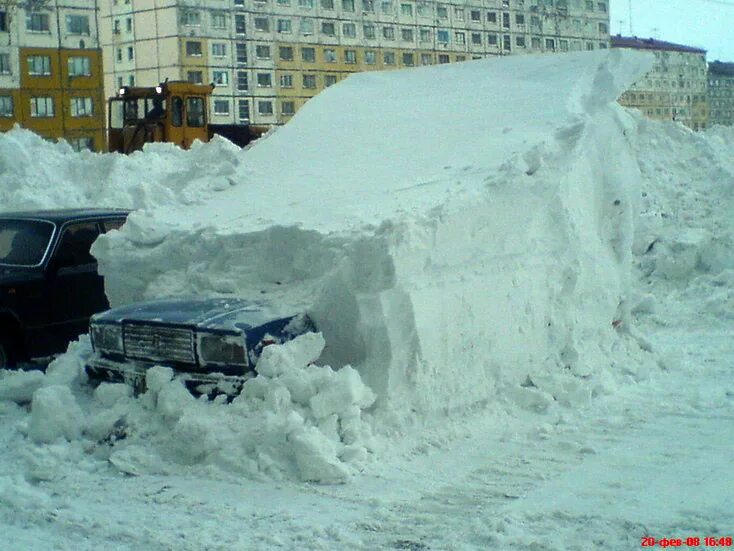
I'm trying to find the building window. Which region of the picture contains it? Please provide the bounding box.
[258,100,273,115]
[321,22,335,36]
[402,52,414,66]
[531,36,541,48]
[301,19,314,35]
[344,49,356,63]
[281,101,295,115]
[301,47,315,62]
[127,46,134,60]
[213,70,229,85]
[455,31,465,45]
[454,7,464,20]
[321,0,335,8]
[69,137,94,152]
[279,46,293,61]
[186,41,202,56]
[487,11,497,23]
[516,14,524,25]
[116,48,122,62]
[211,12,227,29]
[438,53,449,63]
[437,29,449,43]
[400,3,413,16]
[363,0,375,12]
[420,53,432,65]
[342,0,355,11]
[213,100,229,115]
[67,56,91,76]
[343,23,356,37]
[488,33,498,46]
[26,13,50,32]
[70,97,93,117]
[235,15,246,34]
[0,96,13,117]
[324,48,336,62]
[299,0,314,8]
[278,19,292,33]
[27,55,51,76]
[364,24,375,39]
[470,9,481,21]
[254,17,270,32]
[66,15,90,35]
[383,26,394,40]
[182,10,201,26]
[419,28,431,41]
[324,74,337,86]
[212,43,227,57]
[0,53,11,74]
[546,38,555,51]
[257,72,272,87]
[187,71,203,84]
[503,34,511,50]
[381,0,393,13]
[30,97,54,117]
[256,45,271,59]
[280,73,293,87]
[236,43,247,63]
[401,28,413,41]
[502,12,510,28]
[597,1,607,11]
[303,74,316,88]
[471,32,481,45]
[237,71,248,90]
[365,50,376,64]
[0,12,7,32]
[436,5,447,18]
[417,2,430,16]
[515,35,525,47]
[598,22,607,33]
[238,99,250,122]
[559,39,569,52]
[383,51,395,65]
[125,17,132,32]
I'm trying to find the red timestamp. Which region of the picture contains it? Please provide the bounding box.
[641,536,733,548]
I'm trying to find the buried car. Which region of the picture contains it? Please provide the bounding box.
[86,296,317,395]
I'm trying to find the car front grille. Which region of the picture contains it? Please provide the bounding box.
[123,324,195,364]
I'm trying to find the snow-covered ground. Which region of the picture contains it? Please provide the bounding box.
[0,49,732,549]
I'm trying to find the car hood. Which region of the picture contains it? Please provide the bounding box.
[92,296,287,331]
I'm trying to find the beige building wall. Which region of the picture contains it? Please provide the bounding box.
[612,36,708,131]
[100,0,611,129]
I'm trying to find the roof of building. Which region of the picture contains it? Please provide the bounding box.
[709,61,734,76]
[611,35,706,55]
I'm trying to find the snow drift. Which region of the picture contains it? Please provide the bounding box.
[87,50,659,415]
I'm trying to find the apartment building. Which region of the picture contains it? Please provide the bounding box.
[0,0,105,150]
[100,0,611,130]
[708,61,734,127]
[612,36,708,131]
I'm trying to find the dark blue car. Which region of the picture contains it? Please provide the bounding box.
[86,296,316,395]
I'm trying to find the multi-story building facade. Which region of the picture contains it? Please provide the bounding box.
[0,0,105,150]
[612,36,708,131]
[100,0,611,130]
[708,61,734,126]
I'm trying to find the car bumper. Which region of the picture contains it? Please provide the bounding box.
[86,356,252,396]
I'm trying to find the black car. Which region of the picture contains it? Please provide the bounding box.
[86,296,316,395]
[0,208,129,367]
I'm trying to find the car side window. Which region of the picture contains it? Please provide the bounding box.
[55,222,100,268]
[102,218,125,233]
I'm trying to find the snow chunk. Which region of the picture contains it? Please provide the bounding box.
[28,386,84,444]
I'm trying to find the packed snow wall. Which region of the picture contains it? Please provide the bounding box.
[88,50,658,414]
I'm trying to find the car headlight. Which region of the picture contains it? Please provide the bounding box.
[198,333,247,366]
[90,323,124,354]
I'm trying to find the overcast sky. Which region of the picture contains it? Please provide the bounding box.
[610,0,734,62]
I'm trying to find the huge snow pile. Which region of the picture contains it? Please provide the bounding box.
[93,50,659,415]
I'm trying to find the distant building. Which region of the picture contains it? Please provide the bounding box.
[0,1,106,151]
[708,61,734,126]
[100,0,611,132]
[612,35,708,131]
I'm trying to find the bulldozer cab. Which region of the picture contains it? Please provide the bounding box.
[108,81,214,153]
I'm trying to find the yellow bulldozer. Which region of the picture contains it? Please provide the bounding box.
[107,81,260,153]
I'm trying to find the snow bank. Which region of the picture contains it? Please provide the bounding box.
[93,50,659,416]
[0,334,375,483]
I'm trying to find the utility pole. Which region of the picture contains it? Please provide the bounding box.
[628,0,633,35]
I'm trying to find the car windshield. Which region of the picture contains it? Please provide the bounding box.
[0,219,55,266]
